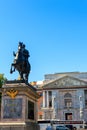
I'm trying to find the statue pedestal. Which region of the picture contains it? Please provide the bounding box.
[0,80,40,130]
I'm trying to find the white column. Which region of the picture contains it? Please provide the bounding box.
[43,91,45,108]
[47,91,49,108]
[79,96,83,120]
[52,94,54,108]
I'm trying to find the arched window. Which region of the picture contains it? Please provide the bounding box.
[64,93,72,98]
[64,93,72,108]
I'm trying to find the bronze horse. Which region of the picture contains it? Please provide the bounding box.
[10,43,31,83]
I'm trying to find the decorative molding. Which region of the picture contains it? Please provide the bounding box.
[43,76,87,89]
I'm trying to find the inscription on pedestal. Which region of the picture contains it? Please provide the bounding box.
[3,98,22,118]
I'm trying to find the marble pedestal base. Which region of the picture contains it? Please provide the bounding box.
[0,122,40,130]
[0,80,40,130]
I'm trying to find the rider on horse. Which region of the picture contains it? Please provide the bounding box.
[13,42,29,64]
[22,44,30,66]
[10,42,31,83]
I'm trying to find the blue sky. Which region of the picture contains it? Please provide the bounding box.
[0,0,87,82]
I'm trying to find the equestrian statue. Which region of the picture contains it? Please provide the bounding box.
[10,42,31,83]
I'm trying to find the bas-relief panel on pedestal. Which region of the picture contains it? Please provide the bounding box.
[3,98,22,119]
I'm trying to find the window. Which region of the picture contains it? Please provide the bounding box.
[49,91,52,107]
[39,115,42,119]
[64,99,72,108]
[64,93,72,98]
[64,93,72,108]
[85,100,87,106]
[40,103,43,108]
[45,91,47,107]
[84,90,87,107]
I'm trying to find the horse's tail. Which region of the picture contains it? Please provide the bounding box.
[10,63,15,74]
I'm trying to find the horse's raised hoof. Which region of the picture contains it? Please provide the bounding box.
[10,70,12,74]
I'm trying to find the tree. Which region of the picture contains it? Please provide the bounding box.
[0,74,7,88]
[0,74,7,117]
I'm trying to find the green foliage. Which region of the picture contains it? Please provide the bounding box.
[0,74,7,88]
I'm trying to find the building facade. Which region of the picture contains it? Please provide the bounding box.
[37,72,87,129]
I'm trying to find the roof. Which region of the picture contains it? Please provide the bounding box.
[42,75,87,89]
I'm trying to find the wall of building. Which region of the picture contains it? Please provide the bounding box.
[37,72,87,129]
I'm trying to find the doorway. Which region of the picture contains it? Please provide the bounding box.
[65,113,72,120]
